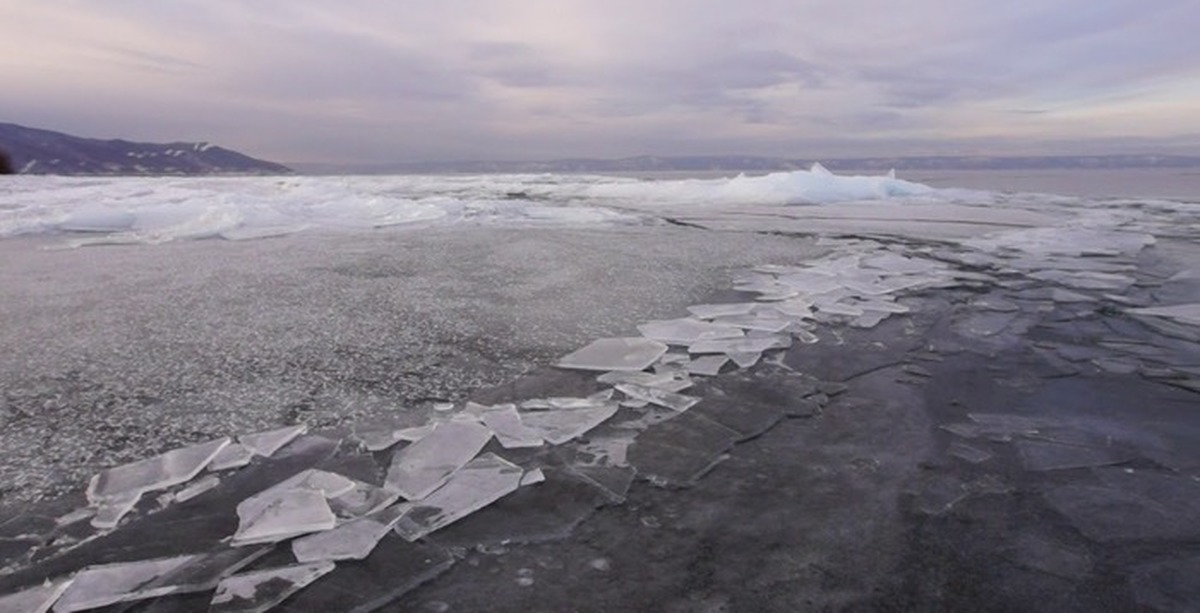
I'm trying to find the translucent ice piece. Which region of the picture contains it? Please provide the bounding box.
[87,437,230,503]
[210,561,335,613]
[52,554,204,611]
[91,490,141,529]
[688,336,786,355]
[292,504,410,563]
[232,489,337,546]
[597,370,692,392]
[520,403,619,445]
[385,421,493,500]
[0,578,71,613]
[520,468,546,486]
[208,443,255,471]
[328,480,403,518]
[687,303,759,320]
[686,355,729,376]
[481,406,545,449]
[816,302,865,317]
[637,318,744,345]
[556,337,669,372]
[776,270,843,294]
[850,310,890,328]
[616,383,700,412]
[728,352,762,369]
[393,453,524,541]
[395,423,438,442]
[240,424,308,457]
[1050,288,1096,303]
[354,428,408,452]
[1129,303,1200,326]
[176,474,221,502]
[709,313,792,333]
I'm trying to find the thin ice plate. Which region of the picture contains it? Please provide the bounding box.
[385,421,493,500]
[392,453,525,541]
[556,337,669,372]
[87,437,230,503]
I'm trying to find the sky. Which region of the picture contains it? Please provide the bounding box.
[3,0,1200,165]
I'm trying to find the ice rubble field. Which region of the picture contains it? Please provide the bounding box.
[2,168,1200,610]
[0,166,936,245]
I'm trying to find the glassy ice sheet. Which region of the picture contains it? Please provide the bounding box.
[519,402,619,445]
[87,437,231,503]
[1129,303,1200,326]
[239,424,308,457]
[557,337,669,372]
[637,318,744,345]
[393,453,525,541]
[616,383,700,412]
[481,406,545,449]
[52,554,205,611]
[292,504,411,563]
[385,421,492,500]
[688,336,787,355]
[210,561,335,613]
[0,578,71,613]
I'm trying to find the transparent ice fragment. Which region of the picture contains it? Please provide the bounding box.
[615,383,700,412]
[393,453,525,541]
[395,423,438,442]
[688,336,786,355]
[52,554,204,611]
[687,303,759,320]
[816,302,865,317]
[232,489,337,546]
[176,474,221,503]
[0,578,72,613]
[292,504,410,563]
[850,311,890,328]
[354,428,408,452]
[208,443,255,471]
[557,337,669,372]
[519,402,619,445]
[210,561,335,613]
[597,370,692,392]
[385,421,493,500]
[240,424,307,457]
[87,437,230,503]
[709,313,792,333]
[481,406,545,449]
[91,490,142,530]
[328,480,403,518]
[686,355,729,377]
[520,468,546,486]
[727,352,762,369]
[1050,288,1096,303]
[637,318,744,345]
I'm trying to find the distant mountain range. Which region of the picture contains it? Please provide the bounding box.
[0,122,291,175]
[295,153,1200,175]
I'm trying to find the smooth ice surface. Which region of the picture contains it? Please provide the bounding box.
[687,303,759,319]
[597,370,692,392]
[87,437,230,502]
[686,355,730,377]
[385,421,493,500]
[393,453,524,541]
[0,578,71,613]
[637,318,744,345]
[210,561,335,613]
[239,424,307,457]
[557,337,669,372]
[519,402,620,445]
[91,490,141,529]
[52,554,203,611]
[175,474,221,502]
[688,336,787,355]
[292,504,410,563]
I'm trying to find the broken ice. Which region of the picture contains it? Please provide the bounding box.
[519,401,619,445]
[385,421,493,500]
[637,318,744,345]
[616,383,701,412]
[87,437,230,503]
[393,453,525,541]
[239,424,307,457]
[557,337,669,372]
[292,504,410,563]
[210,561,335,613]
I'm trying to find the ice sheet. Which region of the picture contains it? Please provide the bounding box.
[232,489,337,546]
[208,443,255,471]
[481,406,546,449]
[52,554,204,611]
[239,424,307,457]
[385,421,493,500]
[519,402,620,445]
[292,504,411,563]
[0,578,71,613]
[637,318,744,345]
[210,561,335,613]
[616,383,700,412]
[557,337,669,372]
[393,453,525,541]
[87,437,230,503]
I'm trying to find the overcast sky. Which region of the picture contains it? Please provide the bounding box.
[3,0,1199,164]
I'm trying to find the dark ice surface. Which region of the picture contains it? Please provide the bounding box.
[2,200,1199,612]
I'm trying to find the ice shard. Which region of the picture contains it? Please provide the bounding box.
[597,369,692,392]
[637,318,744,345]
[240,424,308,457]
[393,453,525,541]
[687,303,759,320]
[232,489,337,546]
[1129,303,1200,326]
[292,504,410,563]
[688,336,786,355]
[686,355,729,376]
[175,474,221,502]
[385,421,493,500]
[481,406,545,449]
[519,402,619,445]
[556,337,669,372]
[0,578,72,613]
[210,561,335,613]
[727,351,762,369]
[51,554,205,611]
[616,383,700,412]
[327,480,403,518]
[208,443,255,471]
[709,313,792,333]
[91,490,141,529]
[87,437,230,503]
